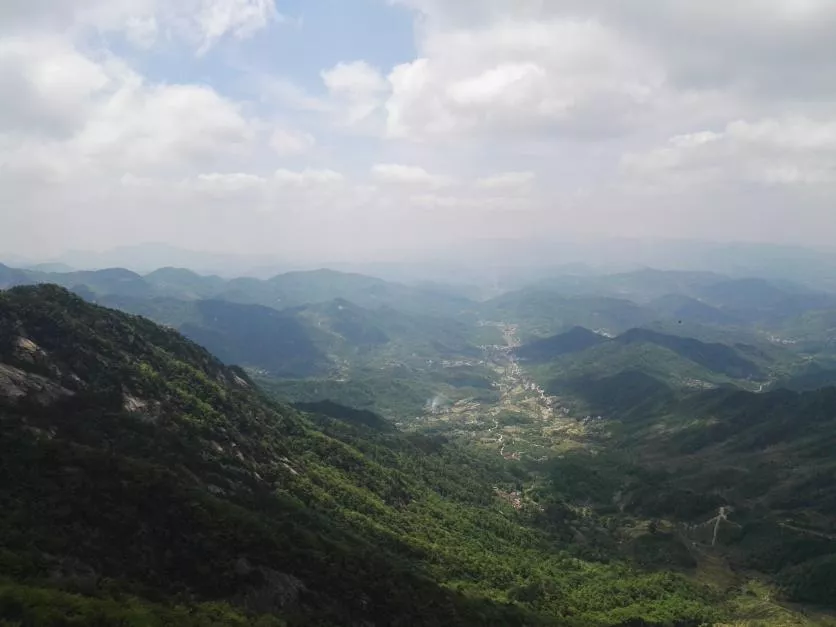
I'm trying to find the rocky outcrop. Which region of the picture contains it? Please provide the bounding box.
[0,363,73,404]
[232,557,308,614]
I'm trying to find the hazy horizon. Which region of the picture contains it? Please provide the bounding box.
[3,1,836,260]
[7,238,836,291]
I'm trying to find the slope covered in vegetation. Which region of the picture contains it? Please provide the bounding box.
[556,382,836,610]
[0,285,726,626]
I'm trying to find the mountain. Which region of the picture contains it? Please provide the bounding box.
[777,364,836,392]
[515,326,607,362]
[143,266,228,299]
[295,298,391,347]
[23,262,75,273]
[294,299,482,358]
[84,291,496,422]
[648,294,742,326]
[526,327,763,395]
[180,301,331,377]
[548,370,676,417]
[531,269,727,302]
[489,272,836,346]
[616,328,762,380]
[483,289,655,338]
[51,243,285,277]
[694,278,836,323]
[630,387,836,606]
[0,263,30,288]
[0,262,489,382]
[0,285,730,626]
[292,400,395,432]
[775,309,836,354]
[0,285,521,625]
[95,295,330,377]
[268,300,494,419]
[64,268,155,297]
[538,340,733,395]
[222,269,475,317]
[1,263,477,319]
[95,292,484,383]
[0,266,155,298]
[537,381,836,609]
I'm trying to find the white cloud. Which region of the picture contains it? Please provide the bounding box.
[384,18,664,140]
[273,168,345,186]
[0,0,281,54]
[385,0,836,140]
[4,0,836,258]
[323,61,388,96]
[123,15,158,48]
[475,171,535,191]
[193,172,266,192]
[371,164,454,188]
[0,37,110,136]
[269,127,315,156]
[0,34,290,184]
[322,61,389,127]
[192,0,280,55]
[0,2,298,185]
[80,83,258,173]
[622,116,836,189]
[258,76,331,113]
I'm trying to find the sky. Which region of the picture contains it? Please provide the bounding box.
[2,0,836,263]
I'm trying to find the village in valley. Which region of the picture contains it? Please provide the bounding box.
[416,323,606,465]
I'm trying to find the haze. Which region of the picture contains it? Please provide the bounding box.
[2,0,836,262]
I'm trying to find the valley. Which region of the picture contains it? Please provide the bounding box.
[414,323,597,462]
[412,324,836,627]
[3,265,836,626]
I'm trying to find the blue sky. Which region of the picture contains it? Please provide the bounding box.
[270,0,416,77]
[2,0,836,261]
[124,1,416,95]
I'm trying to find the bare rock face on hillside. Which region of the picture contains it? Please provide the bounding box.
[0,363,73,404]
[16,336,45,358]
[232,557,308,614]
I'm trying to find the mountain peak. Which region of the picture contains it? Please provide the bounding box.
[515,325,607,362]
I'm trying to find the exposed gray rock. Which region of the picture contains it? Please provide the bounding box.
[233,560,308,614]
[0,363,73,404]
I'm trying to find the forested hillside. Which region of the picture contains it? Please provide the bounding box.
[563,384,836,610]
[0,285,730,626]
[4,265,836,626]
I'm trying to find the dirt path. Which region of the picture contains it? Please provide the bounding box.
[778,521,836,541]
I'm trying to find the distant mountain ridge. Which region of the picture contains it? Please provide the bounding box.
[489,271,836,339]
[0,264,475,317]
[616,328,761,379]
[693,278,836,323]
[7,262,836,399]
[515,326,607,361]
[93,289,483,381]
[649,294,742,326]
[95,294,330,377]
[484,289,654,339]
[517,326,762,381]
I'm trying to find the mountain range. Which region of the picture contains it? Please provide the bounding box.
[2,255,836,625]
[0,285,738,626]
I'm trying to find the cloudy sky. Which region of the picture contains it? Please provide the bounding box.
[2,0,835,262]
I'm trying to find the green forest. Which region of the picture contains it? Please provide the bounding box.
[2,268,836,626]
